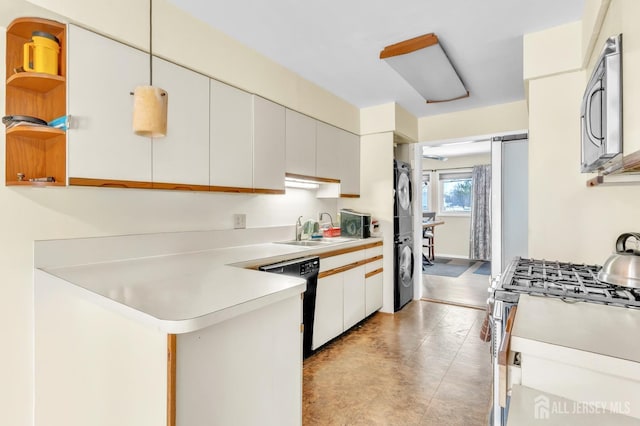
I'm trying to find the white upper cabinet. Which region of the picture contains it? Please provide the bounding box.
[210,79,253,189]
[315,122,341,180]
[68,24,151,182]
[151,57,209,187]
[253,96,285,192]
[339,131,361,196]
[285,109,316,177]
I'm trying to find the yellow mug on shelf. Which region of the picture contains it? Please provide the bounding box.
[23,31,60,75]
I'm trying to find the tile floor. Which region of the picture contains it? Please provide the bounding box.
[303,300,492,425]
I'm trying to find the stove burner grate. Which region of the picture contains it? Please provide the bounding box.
[500,258,640,309]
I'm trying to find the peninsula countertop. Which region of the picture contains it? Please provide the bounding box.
[36,235,383,334]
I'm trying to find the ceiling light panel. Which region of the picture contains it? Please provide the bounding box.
[380,33,468,103]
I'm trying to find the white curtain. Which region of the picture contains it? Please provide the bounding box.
[469,164,491,261]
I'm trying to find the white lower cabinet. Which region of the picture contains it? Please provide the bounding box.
[176,295,302,426]
[365,244,384,316]
[365,272,383,316]
[313,242,383,350]
[312,274,344,350]
[343,265,366,330]
[35,275,302,426]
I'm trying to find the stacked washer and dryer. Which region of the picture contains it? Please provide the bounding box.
[393,160,415,311]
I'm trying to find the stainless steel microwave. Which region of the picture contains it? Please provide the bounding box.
[580,34,623,173]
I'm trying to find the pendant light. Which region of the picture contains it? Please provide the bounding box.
[132,0,168,137]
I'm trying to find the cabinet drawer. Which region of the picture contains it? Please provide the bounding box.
[365,245,383,258]
[320,249,365,272]
[365,258,383,273]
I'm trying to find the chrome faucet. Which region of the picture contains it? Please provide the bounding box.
[319,212,334,227]
[295,216,303,241]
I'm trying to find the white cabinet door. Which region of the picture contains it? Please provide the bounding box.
[339,130,360,196]
[285,109,316,177]
[253,96,285,192]
[312,274,343,350]
[152,57,209,186]
[365,272,383,316]
[68,24,151,182]
[315,121,341,180]
[210,79,253,189]
[343,266,365,330]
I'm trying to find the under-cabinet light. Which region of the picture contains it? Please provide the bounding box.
[285,177,320,189]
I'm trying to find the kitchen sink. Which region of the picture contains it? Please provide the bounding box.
[275,237,355,247]
[275,240,333,247]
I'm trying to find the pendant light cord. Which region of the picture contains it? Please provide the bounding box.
[149,0,153,85]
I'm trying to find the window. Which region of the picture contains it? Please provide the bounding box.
[438,170,472,215]
[422,172,431,212]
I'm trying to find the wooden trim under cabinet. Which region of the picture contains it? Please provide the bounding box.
[362,240,383,250]
[340,193,360,198]
[318,259,368,279]
[69,177,153,189]
[285,172,340,184]
[364,255,383,265]
[365,267,383,279]
[153,182,210,192]
[167,334,177,426]
[209,185,254,194]
[253,187,286,195]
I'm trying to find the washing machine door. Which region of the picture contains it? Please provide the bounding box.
[397,171,412,212]
[399,244,414,287]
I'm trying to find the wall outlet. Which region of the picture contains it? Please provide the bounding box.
[233,213,246,229]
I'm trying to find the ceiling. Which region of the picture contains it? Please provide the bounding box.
[168,0,584,119]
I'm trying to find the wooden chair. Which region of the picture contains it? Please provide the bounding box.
[422,212,436,264]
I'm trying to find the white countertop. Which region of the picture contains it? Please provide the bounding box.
[511,294,640,363]
[38,236,381,334]
[507,385,640,426]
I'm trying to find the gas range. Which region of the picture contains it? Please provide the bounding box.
[492,257,640,309]
[488,257,640,426]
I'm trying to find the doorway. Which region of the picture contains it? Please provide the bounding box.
[414,132,528,309]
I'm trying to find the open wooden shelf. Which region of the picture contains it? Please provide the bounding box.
[6,180,65,187]
[5,17,66,187]
[7,72,65,92]
[6,126,65,139]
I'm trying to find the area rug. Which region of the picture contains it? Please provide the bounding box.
[423,258,474,277]
[473,261,491,276]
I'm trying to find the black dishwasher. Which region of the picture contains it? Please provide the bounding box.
[259,256,319,358]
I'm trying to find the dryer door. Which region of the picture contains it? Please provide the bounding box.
[399,244,414,287]
[397,171,412,212]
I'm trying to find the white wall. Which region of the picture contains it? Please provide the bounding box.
[338,132,395,312]
[421,154,491,258]
[418,100,528,143]
[526,0,640,264]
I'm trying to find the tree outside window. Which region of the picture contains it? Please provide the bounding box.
[439,170,472,214]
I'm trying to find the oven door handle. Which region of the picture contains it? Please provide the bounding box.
[498,306,517,408]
